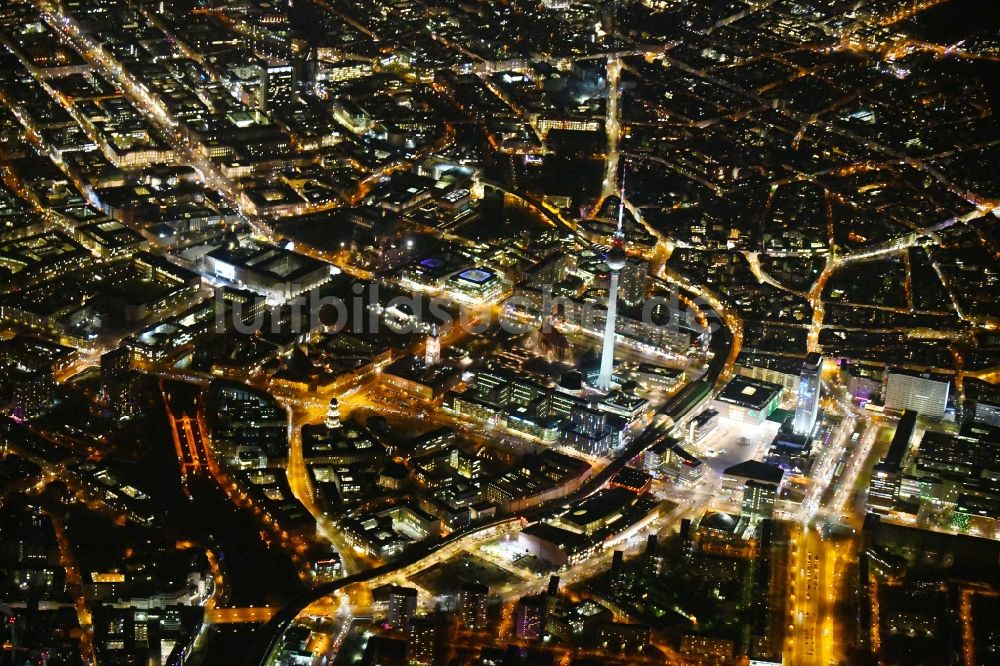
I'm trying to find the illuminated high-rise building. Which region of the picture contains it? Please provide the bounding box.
[515,596,546,641]
[100,346,132,403]
[110,371,144,421]
[10,369,55,420]
[458,583,488,631]
[406,617,437,665]
[387,586,417,630]
[609,549,627,595]
[259,61,295,111]
[792,353,822,436]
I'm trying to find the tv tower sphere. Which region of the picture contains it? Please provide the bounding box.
[606,244,627,271]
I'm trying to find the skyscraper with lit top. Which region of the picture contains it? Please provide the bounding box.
[792,353,822,436]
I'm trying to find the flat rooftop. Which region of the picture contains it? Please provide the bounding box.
[723,459,784,485]
[716,376,783,411]
[206,239,331,283]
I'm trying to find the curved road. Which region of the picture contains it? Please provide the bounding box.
[245,407,685,665]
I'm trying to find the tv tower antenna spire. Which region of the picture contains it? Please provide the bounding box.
[616,166,626,239]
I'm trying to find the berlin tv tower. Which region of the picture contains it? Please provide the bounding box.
[596,175,627,391]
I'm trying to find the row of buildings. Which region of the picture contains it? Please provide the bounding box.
[737,351,954,420]
[447,365,647,456]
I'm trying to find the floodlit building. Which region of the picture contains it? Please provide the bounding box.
[201,239,336,302]
[445,267,508,303]
[884,370,950,419]
[712,376,782,425]
[688,409,719,444]
[518,523,598,569]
